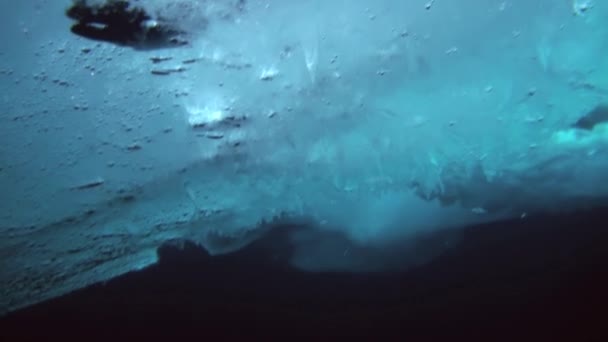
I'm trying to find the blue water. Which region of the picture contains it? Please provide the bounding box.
[1,1,607,334]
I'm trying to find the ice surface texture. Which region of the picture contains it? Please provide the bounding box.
[1,0,608,314]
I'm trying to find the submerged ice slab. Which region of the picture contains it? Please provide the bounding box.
[2,0,608,315]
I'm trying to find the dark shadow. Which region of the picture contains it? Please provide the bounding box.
[573,104,608,130]
[2,207,608,340]
[66,0,189,49]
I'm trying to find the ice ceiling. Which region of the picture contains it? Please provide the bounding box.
[1,0,608,314]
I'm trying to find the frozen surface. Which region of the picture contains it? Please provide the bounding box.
[1,0,608,314]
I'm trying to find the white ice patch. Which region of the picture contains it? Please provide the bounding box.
[186,106,225,127]
[259,66,279,81]
[572,0,594,16]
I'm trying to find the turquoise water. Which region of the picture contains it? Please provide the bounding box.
[1,0,607,314]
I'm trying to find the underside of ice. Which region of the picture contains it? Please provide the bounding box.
[1,0,608,314]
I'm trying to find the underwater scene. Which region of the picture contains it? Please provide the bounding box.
[1,0,608,339]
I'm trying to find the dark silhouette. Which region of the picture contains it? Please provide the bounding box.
[2,207,608,340]
[573,104,608,130]
[66,0,188,49]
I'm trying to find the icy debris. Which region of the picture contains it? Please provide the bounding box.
[471,207,487,214]
[187,106,225,128]
[304,43,318,83]
[445,47,458,55]
[186,104,247,136]
[126,143,142,151]
[150,66,186,76]
[259,66,279,81]
[70,177,104,190]
[180,55,252,70]
[73,104,88,111]
[149,56,173,64]
[205,132,224,140]
[182,58,200,64]
[52,79,70,87]
[425,0,435,10]
[572,0,593,16]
